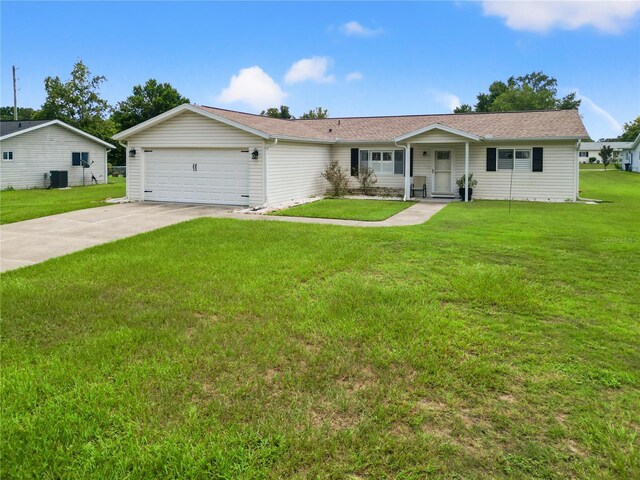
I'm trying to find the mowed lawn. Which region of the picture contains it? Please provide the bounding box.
[0,176,125,224]
[1,171,638,478]
[272,198,415,221]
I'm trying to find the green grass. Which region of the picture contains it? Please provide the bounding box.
[271,198,416,221]
[0,176,126,224]
[1,171,638,478]
[579,163,608,170]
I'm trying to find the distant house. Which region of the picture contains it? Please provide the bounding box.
[621,134,640,173]
[0,120,115,190]
[113,104,589,206]
[578,140,632,164]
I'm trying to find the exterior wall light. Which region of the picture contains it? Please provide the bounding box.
[251,148,259,160]
[129,148,137,157]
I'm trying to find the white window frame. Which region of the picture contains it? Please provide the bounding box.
[2,151,14,161]
[370,150,395,176]
[497,148,532,171]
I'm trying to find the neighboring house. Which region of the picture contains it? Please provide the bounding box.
[0,120,115,190]
[621,134,640,173]
[113,104,589,206]
[578,140,632,164]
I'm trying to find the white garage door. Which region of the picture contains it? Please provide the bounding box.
[143,148,250,205]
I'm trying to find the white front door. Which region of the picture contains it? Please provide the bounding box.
[433,151,452,194]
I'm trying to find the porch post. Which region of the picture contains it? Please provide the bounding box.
[464,141,469,202]
[404,143,411,201]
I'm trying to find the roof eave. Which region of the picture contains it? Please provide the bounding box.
[113,104,271,141]
[0,120,115,148]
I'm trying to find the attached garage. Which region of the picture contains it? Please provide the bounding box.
[143,148,250,205]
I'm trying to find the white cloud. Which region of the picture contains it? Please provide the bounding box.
[285,57,335,85]
[340,20,383,36]
[217,66,286,110]
[576,90,623,138]
[428,89,462,112]
[346,71,363,82]
[480,1,640,34]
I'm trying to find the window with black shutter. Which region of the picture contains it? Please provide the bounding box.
[350,148,359,176]
[486,148,497,171]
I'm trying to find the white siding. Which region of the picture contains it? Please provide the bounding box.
[0,124,108,190]
[408,130,471,144]
[333,144,405,190]
[267,141,331,204]
[127,111,259,147]
[470,141,577,202]
[125,111,264,204]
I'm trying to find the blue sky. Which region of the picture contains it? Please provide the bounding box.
[1,1,639,140]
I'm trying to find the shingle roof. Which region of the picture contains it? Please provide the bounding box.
[0,120,51,137]
[200,106,589,142]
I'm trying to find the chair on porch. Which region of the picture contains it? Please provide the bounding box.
[410,176,427,198]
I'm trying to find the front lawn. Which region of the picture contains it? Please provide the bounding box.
[0,177,125,224]
[1,171,638,478]
[272,198,416,221]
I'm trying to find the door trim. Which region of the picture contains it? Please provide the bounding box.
[432,150,454,195]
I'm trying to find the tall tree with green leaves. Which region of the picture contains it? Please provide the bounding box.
[618,116,640,142]
[455,71,581,113]
[260,105,292,119]
[300,107,329,119]
[36,60,114,140]
[112,79,190,132]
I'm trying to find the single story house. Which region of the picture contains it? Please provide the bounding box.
[0,120,114,190]
[578,140,632,164]
[620,134,640,172]
[112,104,589,207]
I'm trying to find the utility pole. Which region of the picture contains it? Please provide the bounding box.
[13,66,18,120]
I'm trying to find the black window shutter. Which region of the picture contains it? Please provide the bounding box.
[486,148,497,171]
[532,147,543,172]
[350,148,359,176]
[394,150,404,175]
[410,148,414,176]
[72,152,81,166]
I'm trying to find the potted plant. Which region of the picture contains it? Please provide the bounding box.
[456,173,477,200]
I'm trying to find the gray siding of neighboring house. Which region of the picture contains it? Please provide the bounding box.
[0,124,108,190]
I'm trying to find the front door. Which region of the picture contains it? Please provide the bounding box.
[433,151,452,194]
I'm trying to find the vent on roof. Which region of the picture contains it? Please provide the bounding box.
[329,128,332,132]
[338,120,341,125]
[18,122,22,129]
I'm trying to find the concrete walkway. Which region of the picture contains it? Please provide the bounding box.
[0,201,447,272]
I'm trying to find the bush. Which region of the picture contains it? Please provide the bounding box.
[589,157,596,164]
[357,167,377,195]
[455,173,478,189]
[321,159,350,197]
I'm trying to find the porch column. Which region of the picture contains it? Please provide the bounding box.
[404,143,411,201]
[464,141,469,202]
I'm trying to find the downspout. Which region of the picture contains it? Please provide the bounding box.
[119,140,129,200]
[105,148,110,184]
[263,137,278,206]
[575,139,580,201]
[394,140,410,201]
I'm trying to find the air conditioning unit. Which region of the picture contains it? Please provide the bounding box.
[49,170,68,189]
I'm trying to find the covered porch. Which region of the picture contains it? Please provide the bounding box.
[395,124,482,202]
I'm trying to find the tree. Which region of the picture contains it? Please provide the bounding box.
[260,105,292,119]
[599,145,614,171]
[36,60,114,141]
[300,107,328,119]
[618,116,640,142]
[112,79,190,132]
[0,106,39,121]
[461,72,581,113]
[453,104,473,114]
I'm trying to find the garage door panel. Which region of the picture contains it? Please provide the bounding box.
[144,149,250,205]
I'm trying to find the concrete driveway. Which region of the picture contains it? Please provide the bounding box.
[1,201,447,272]
[0,203,237,272]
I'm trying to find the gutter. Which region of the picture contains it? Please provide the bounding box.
[262,138,278,206]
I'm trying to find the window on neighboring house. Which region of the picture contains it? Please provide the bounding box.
[370,150,394,175]
[498,148,531,170]
[72,152,89,166]
[2,151,13,161]
[579,151,589,158]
